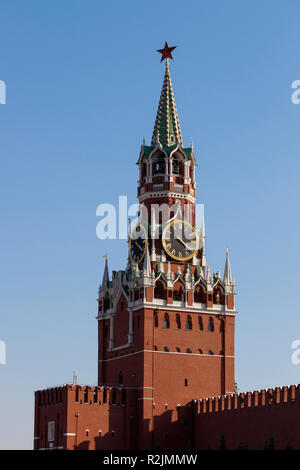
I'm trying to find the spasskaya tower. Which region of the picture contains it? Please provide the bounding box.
[97,42,237,449]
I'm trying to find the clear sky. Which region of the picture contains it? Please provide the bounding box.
[1,0,300,449]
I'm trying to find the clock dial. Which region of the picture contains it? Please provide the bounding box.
[162,219,198,261]
[129,224,148,264]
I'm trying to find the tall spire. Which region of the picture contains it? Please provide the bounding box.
[223,248,232,284]
[101,257,109,289]
[151,47,183,148]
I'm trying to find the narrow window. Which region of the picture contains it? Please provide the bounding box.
[154,345,158,351]
[164,346,169,352]
[93,389,98,404]
[48,421,55,442]
[186,315,192,330]
[198,316,203,331]
[154,311,159,328]
[176,314,181,329]
[176,347,180,352]
[208,349,214,355]
[111,388,116,404]
[198,349,203,354]
[84,388,88,403]
[103,388,107,404]
[184,378,188,386]
[208,317,214,332]
[163,313,170,329]
[119,371,123,386]
[186,348,192,354]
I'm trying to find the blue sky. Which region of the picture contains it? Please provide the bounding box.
[1,0,300,449]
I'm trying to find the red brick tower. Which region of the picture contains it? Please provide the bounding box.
[97,45,237,449]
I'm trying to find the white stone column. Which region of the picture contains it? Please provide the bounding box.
[109,316,114,349]
[128,310,133,345]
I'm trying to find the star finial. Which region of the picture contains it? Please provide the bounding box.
[157,41,176,62]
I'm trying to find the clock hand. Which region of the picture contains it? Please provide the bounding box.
[177,237,192,249]
[137,241,144,250]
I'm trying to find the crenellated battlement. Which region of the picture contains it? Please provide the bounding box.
[196,384,300,414]
[35,384,131,408]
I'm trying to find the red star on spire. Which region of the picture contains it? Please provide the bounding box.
[157,41,177,62]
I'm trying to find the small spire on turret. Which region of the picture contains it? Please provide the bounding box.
[101,255,109,289]
[223,248,233,284]
[143,246,151,278]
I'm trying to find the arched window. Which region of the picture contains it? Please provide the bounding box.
[84,388,88,403]
[172,158,180,175]
[213,287,221,304]
[119,371,123,386]
[154,155,165,174]
[198,349,203,354]
[208,317,214,332]
[173,283,184,301]
[219,350,224,356]
[111,388,116,404]
[186,348,192,354]
[154,345,158,351]
[164,346,169,352]
[194,284,206,303]
[154,281,166,299]
[198,316,203,331]
[208,349,214,355]
[103,292,110,312]
[154,311,158,328]
[185,315,192,330]
[184,378,188,386]
[176,347,180,352]
[93,389,98,403]
[163,313,170,329]
[103,388,107,404]
[176,314,181,329]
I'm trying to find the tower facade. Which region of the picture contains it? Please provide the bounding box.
[97,47,237,449]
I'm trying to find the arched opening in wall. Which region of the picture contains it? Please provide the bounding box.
[219,350,224,356]
[185,315,192,330]
[121,389,126,405]
[154,345,158,351]
[213,286,225,305]
[198,316,203,331]
[111,388,116,405]
[172,157,180,175]
[173,281,184,301]
[153,153,165,175]
[176,347,180,352]
[194,284,206,303]
[198,349,203,354]
[163,313,170,329]
[154,280,166,300]
[103,388,107,404]
[176,313,181,329]
[208,317,214,332]
[184,378,188,386]
[103,292,110,312]
[93,389,98,403]
[186,348,192,354]
[84,388,88,403]
[164,346,169,352]
[119,371,123,386]
[208,349,214,355]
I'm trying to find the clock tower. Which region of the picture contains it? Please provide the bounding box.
[97,43,237,450]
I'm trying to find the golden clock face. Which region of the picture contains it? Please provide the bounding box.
[129,224,148,264]
[162,219,198,261]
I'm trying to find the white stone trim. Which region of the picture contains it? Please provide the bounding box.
[99,349,234,362]
[63,433,76,436]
